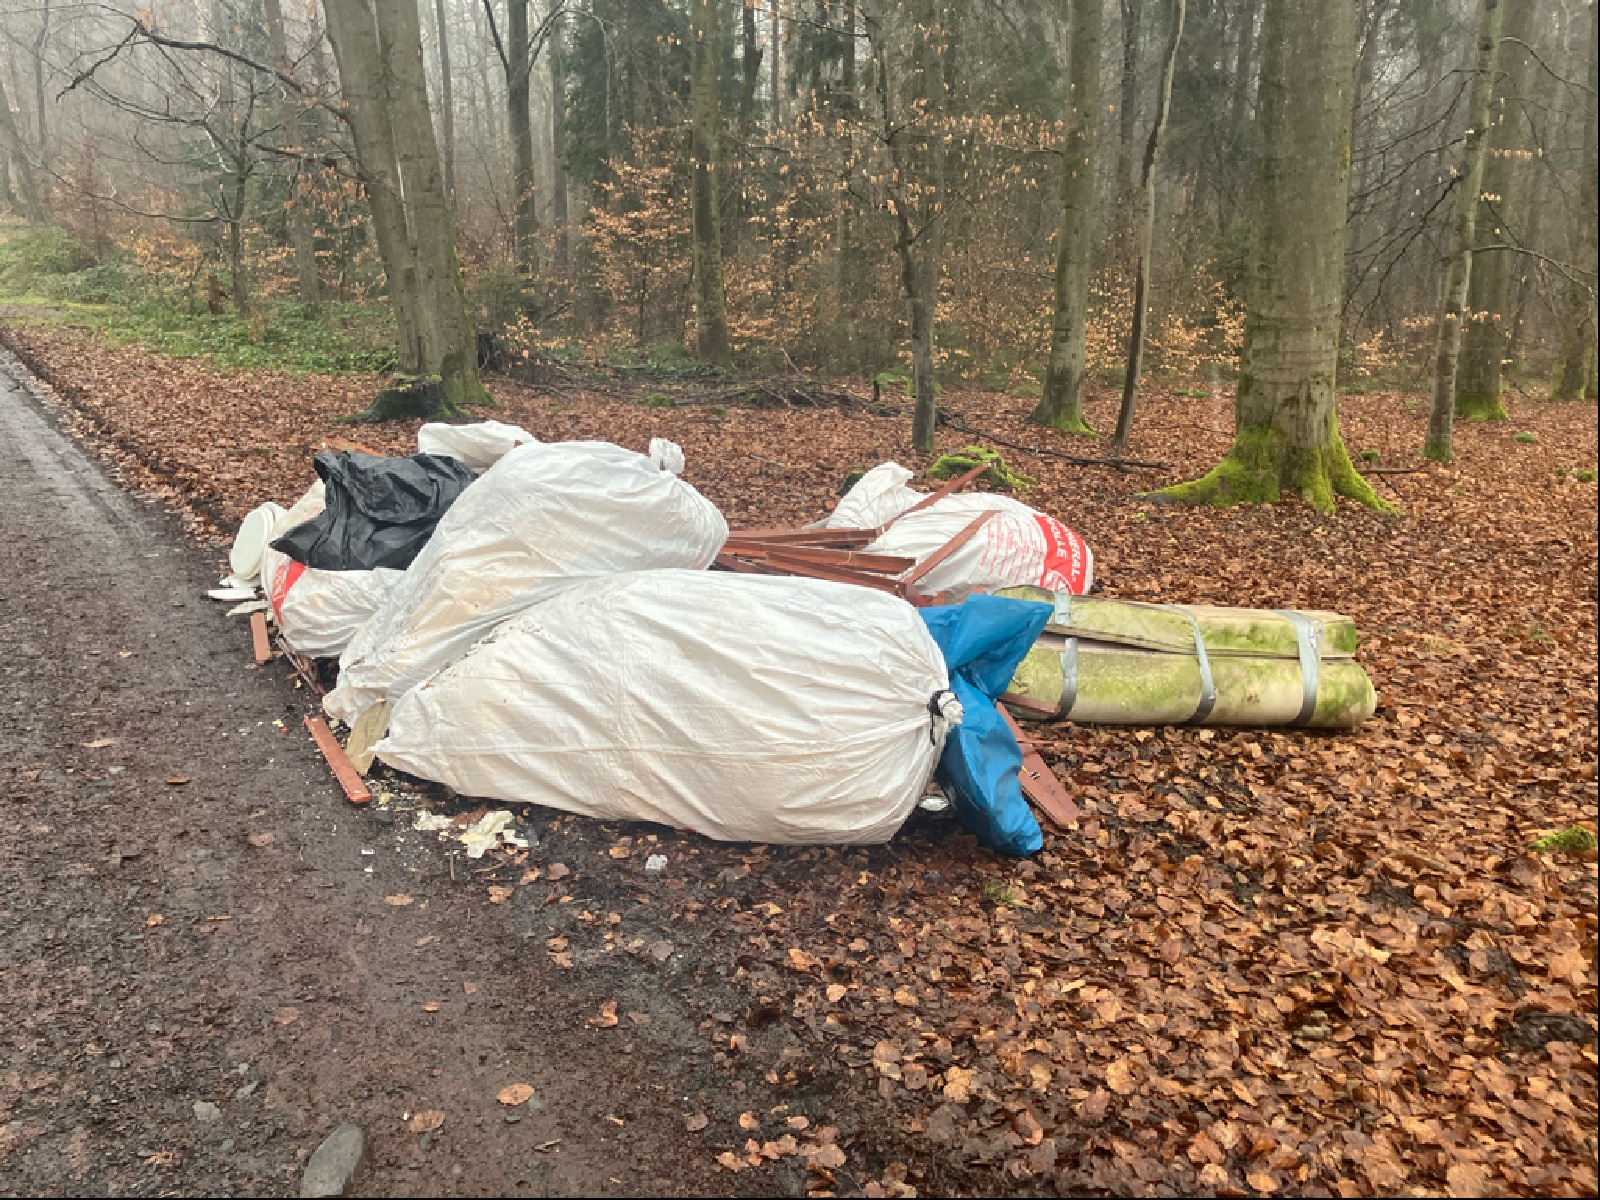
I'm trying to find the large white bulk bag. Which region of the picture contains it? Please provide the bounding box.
[823,462,1094,597]
[258,482,402,658]
[323,440,727,724]
[416,419,538,471]
[373,571,959,845]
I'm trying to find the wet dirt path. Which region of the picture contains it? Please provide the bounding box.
[0,353,722,1197]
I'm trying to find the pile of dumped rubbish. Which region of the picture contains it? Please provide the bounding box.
[216,422,1376,858]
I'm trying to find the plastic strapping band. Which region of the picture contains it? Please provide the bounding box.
[1179,608,1217,725]
[1276,610,1322,726]
[1059,637,1079,718]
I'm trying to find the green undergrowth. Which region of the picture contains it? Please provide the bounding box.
[1529,826,1598,856]
[1,222,395,374]
[100,302,397,373]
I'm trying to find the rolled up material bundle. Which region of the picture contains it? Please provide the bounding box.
[997,588,1376,729]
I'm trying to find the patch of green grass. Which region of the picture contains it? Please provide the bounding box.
[1403,400,1421,412]
[1359,449,1381,462]
[1528,825,1597,855]
[641,392,674,409]
[1012,379,1043,400]
[1577,469,1597,483]
[100,300,396,373]
[708,404,727,417]
[1514,431,1538,444]
[1524,626,1554,644]
[981,881,1019,908]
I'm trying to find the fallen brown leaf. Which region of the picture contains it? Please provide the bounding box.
[496,1083,535,1106]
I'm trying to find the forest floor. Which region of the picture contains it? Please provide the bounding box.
[1,317,1596,1198]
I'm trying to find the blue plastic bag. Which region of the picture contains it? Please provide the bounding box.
[918,594,1053,856]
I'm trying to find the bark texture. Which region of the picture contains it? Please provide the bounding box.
[1425,0,1503,461]
[324,0,487,416]
[690,0,732,367]
[1111,0,1185,452]
[0,62,49,222]
[263,0,323,307]
[434,0,456,202]
[508,0,539,277]
[1456,0,1539,421]
[1553,0,1598,400]
[1032,0,1103,436]
[1157,0,1390,514]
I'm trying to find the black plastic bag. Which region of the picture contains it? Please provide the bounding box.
[269,450,477,572]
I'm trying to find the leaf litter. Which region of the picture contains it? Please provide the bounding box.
[8,325,1595,1196]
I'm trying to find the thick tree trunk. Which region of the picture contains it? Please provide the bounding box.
[1425,0,1503,462]
[0,95,47,223]
[434,0,456,203]
[1032,0,1103,436]
[1456,0,1538,420]
[263,0,323,308]
[690,0,731,367]
[1158,0,1389,514]
[324,0,487,416]
[1554,0,1597,400]
[508,0,539,278]
[1111,0,1185,452]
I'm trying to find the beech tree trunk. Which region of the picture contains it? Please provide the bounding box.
[1425,0,1503,462]
[690,0,731,367]
[1554,0,1597,400]
[0,94,47,223]
[1158,0,1389,514]
[324,0,487,415]
[263,0,323,308]
[772,0,785,127]
[1456,0,1539,421]
[873,0,945,451]
[550,30,570,272]
[508,0,539,278]
[740,0,763,128]
[1032,0,1103,436]
[1111,0,1185,452]
[1117,0,1142,203]
[434,0,456,203]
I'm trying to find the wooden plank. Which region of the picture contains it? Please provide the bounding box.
[999,690,1060,717]
[762,547,916,574]
[249,611,273,664]
[725,527,877,548]
[996,704,1081,830]
[304,716,372,804]
[899,510,998,587]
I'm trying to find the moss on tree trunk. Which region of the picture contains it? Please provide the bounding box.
[1454,389,1510,421]
[1154,421,1393,514]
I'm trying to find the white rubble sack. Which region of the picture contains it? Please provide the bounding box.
[822,462,1095,596]
[257,482,403,658]
[373,571,959,845]
[324,440,726,724]
[416,420,538,472]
